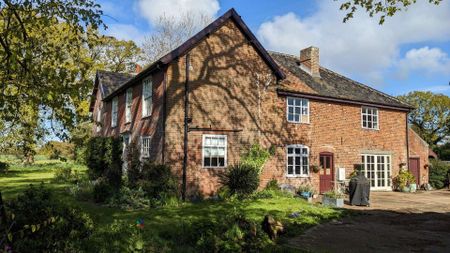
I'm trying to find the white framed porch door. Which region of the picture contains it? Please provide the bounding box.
[361,154,392,190]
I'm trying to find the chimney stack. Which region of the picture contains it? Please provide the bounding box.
[300,46,320,77]
[135,63,143,74]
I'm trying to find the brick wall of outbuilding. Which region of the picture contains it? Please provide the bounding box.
[408,128,430,185]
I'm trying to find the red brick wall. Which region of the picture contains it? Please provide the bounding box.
[408,128,429,185]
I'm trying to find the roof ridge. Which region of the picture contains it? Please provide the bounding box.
[319,67,410,107]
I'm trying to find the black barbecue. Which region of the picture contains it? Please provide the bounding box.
[349,171,370,206]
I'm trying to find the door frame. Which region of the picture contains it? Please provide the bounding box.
[319,152,334,193]
[408,157,420,186]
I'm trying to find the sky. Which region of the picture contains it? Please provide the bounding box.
[98,0,450,97]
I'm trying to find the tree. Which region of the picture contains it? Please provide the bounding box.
[338,0,443,24]
[142,13,211,64]
[398,91,450,146]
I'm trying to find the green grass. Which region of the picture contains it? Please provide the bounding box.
[0,158,345,252]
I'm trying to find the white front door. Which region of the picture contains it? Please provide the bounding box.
[361,154,392,190]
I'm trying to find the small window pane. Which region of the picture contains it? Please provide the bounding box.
[204,157,211,167]
[288,148,293,154]
[288,166,293,175]
[295,166,301,174]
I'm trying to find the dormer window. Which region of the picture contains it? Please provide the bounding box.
[287,97,309,124]
[361,107,379,130]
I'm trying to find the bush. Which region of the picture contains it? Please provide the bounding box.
[107,186,150,210]
[429,159,450,189]
[68,177,94,201]
[126,141,142,187]
[93,177,114,203]
[85,136,123,189]
[265,179,279,190]
[393,169,415,190]
[5,184,94,252]
[138,162,179,205]
[0,161,9,174]
[220,164,260,197]
[53,167,73,183]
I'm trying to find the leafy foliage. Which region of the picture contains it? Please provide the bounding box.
[398,91,450,146]
[93,177,114,203]
[0,161,9,174]
[107,186,150,210]
[138,162,179,206]
[393,169,416,190]
[52,166,74,183]
[85,136,123,189]
[429,159,450,189]
[126,141,142,187]
[5,184,94,252]
[338,0,443,24]
[241,143,272,174]
[220,164,260,197]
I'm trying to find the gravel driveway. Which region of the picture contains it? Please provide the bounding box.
[287,190,450,253]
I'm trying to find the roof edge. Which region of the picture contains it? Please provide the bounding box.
[277,88,414,112]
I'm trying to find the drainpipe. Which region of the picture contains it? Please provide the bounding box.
[162,65,167,164]
[406,111,410,169]
[182,53,190,201]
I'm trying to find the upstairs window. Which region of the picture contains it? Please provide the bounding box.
[142,78,152,117]
[96,106,102,132]
[287,97,309,123]
[111,97,118,128]
[202,135,227,168]
[361,107,379,129]
[125,88,132,123]
[286,145,309,177]
[141,136,151,158]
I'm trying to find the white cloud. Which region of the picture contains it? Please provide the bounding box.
[137,0,220,25]
[421,85,450,93]
[104,24,145,44]
[397,47,450,78]
[257,0,450,84]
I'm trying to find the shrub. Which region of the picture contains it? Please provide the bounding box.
[220,164,260,197]
[107,186,150,210]
[68,177,94,201]
[93,177,114,203]
[138,162,179,205]
[0,161,9,174]
[126,141,142,187]
[429,159,450,189]
[323,190,345,199]
[241,144,271,173]
[85,136,123,189]
[393,169,416,190]
[265,179,279,190]
[53,167,73,183]
[5,184,94,252]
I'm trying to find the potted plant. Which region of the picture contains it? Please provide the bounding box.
[297,184,315,202]
[311,165,320,173]
[393,169,416,192]
[322,190,345,208]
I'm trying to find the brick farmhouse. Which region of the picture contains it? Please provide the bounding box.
[90,8,429,197]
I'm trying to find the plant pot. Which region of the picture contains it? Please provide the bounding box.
[401,186,410,192]
[300,191,312,199]
[322,196,344,208]
[409,183,417,193]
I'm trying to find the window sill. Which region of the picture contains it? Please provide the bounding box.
[287,121,310,125]
[286,175,310,178]
[362,127,380,131]
[203,166,227,169]
[125,121,131,125]
[141,115,152,120]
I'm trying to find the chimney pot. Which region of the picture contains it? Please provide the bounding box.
[300,46,320,77]
[135,64,143,74]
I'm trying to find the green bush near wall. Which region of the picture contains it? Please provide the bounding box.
[429,159,450,189]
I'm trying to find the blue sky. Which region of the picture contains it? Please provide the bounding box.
[98,0,450,97]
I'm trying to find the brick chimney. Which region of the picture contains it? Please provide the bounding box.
[135,64,143,74]
[300,46,320,77]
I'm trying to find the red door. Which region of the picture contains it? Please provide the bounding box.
[408,158,420,185]
[320,153,334,194]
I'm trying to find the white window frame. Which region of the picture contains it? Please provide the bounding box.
[140,136,151,158]
[96,105,102,132]
[361,154,391,190]
[111,97,118,128]
[286,144,309,177]
[202,134,227,168]
[142,77,153,118]
[286,97,309,124]
[361,106,379,130]
[125,88,132,123]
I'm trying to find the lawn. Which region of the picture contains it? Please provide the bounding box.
[0,158,346,252]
